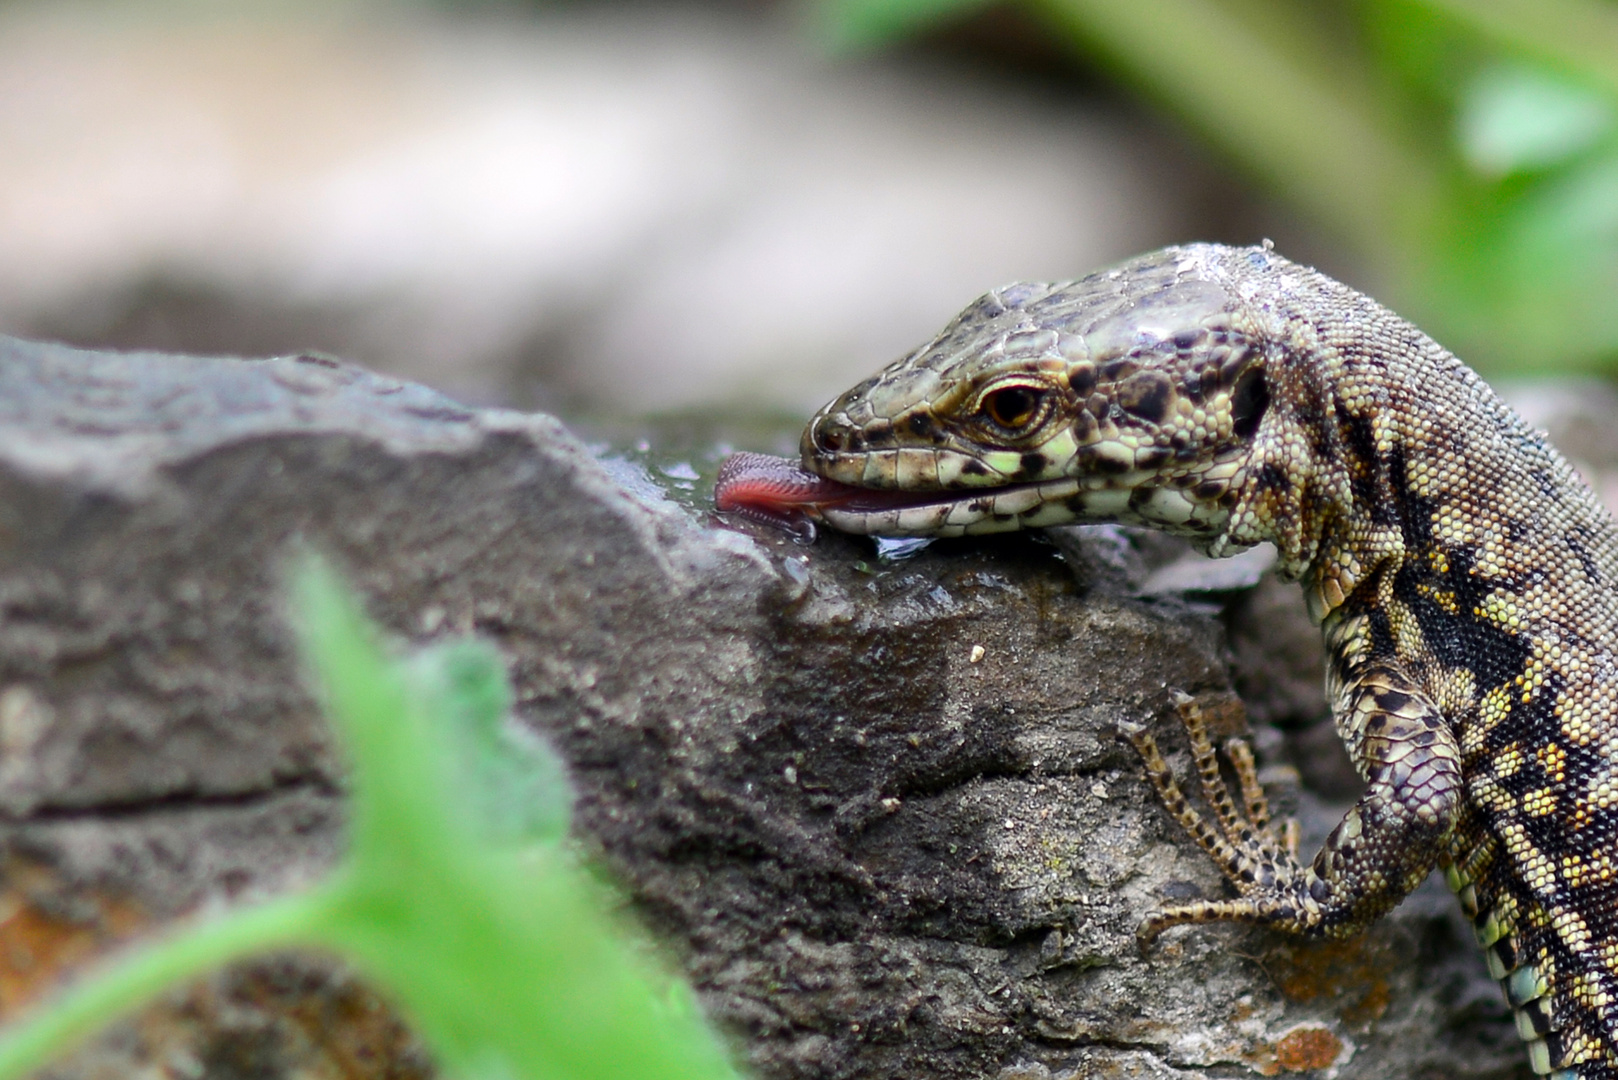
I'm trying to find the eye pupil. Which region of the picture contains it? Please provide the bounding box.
[986,387,1040,428]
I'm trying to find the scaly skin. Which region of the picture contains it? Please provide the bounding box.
[787,244,1618,1078]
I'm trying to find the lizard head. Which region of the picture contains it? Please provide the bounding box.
[797,245,1278,543]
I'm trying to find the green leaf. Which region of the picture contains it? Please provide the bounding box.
[0,892,329,1080]
[325,845,740,1080]
[1458,63,1612,175]
[0,554,742,1080]
[819,0,997,50]
[1492,149,1618,365]
[1032,0,1440,274]
[290,556,742,1080]
[409,640,574,847]
[1422,145,1618,372]
[292,555,466,883]
[1410,0,1618,104]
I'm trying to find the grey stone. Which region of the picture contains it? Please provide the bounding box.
[0,337,1526,1079]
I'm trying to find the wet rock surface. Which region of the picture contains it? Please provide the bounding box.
[0,336,1530,1079]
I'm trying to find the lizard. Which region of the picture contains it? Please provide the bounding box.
[713,243,1618,1078]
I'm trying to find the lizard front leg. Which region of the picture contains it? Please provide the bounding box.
[1131,657,1463,947]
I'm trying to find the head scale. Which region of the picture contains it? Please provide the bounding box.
[801,245,1285,546]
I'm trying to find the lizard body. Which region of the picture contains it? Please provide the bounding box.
[715,244,1618,1077]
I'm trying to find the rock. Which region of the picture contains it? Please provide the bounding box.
[0,5,1202,415]
[0,336,1525,1078]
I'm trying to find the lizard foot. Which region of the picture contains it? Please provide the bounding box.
[1128,691,1305,950]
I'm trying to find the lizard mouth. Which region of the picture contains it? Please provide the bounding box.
[714,451,1074,538]
[715,451,948,513]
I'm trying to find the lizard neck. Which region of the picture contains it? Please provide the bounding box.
[1209,287,1480,623]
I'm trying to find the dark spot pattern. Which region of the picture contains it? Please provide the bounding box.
[1229,367,1268,439]
[1568,531,1602,584]
[1255,463,1291,493]
[792,243,1618,1076]
[1117,372,1173,424]
[1137,447,1171,469]
[1337,402,1386,523]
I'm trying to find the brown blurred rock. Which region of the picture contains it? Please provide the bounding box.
[0,4,1210,415]
[0,337,1525,1079]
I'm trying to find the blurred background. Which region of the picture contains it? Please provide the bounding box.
[2,0,1615,430]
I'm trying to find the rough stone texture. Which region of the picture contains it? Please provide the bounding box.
[0,336,1532,1078]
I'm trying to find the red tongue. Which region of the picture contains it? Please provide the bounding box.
[713,452,855,539]
[714,450,976,538]
[714,452,859,514]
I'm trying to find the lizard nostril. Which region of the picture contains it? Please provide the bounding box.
[814,424,849,454]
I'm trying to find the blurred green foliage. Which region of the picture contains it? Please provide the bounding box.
[823,0,1618,376]
[0,556,741,1080]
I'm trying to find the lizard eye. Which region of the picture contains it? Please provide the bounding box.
[982,385,1045,431]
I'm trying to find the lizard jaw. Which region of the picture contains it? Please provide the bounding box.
[714,451,1225,539]
[714,451,1081,537]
